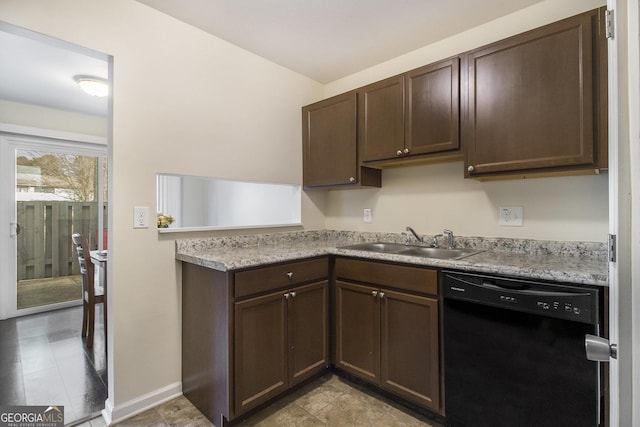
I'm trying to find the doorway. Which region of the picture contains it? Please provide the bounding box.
[0,20,112,425]
[1,134,107,318]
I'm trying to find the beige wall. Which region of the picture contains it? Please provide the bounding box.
[0,0,324,416]
[324,161,608,241]
[322,0,609,242]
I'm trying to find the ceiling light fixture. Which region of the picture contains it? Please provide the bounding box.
[74,75,108,98]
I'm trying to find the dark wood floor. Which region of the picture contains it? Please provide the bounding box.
[0,305,107,426]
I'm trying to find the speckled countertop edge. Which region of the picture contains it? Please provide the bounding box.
[175,230,609,287]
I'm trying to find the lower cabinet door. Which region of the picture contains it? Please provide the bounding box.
[335,281,380,382]
[288,281,329,386]
[234,291,288,415]
[380,290,440,411]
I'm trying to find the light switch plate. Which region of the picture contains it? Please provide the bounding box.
[499,206,523,226]
[134,206,149,228]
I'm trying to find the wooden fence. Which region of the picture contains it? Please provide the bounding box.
[16,201,107,281]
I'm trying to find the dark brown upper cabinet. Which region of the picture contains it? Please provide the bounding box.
[302,8,606,184]
[360,57,461,163]
[302,91,381,189]
[465,7,608,178]
[406,58,461,157]
[359,75,405,162]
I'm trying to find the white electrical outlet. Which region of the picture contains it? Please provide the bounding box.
[499,206,523,227]
[134,206,149,229]
[363,208,372,223]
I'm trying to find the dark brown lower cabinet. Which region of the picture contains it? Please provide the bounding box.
[234,290,288,414]
[183,256,439,425]
[335,281,380,382]
[335,259,441,413]
[234,281,329,416]
[182,258,328,426]
[380,289,439,410]
[289,282,330,384]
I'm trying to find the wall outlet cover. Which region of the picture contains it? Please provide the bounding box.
[134,206,149,229]
[363,208,372,223]
[499,206,523,226]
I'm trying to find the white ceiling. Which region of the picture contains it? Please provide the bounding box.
[0,28,109,117]
[0,1,544,117]
[135,0,543,83]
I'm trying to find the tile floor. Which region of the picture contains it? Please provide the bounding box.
[80,374,442,427]
[0,305,108,425]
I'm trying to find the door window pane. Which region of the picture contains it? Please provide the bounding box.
[16,149,106,310]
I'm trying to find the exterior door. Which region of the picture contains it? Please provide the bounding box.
[0,133,107,319]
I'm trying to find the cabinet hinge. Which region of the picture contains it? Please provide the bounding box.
[608,234,617,262]
[605,9,615,39]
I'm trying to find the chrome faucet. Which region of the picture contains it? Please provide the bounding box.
[443,229,454,249]
[405,226,423,244]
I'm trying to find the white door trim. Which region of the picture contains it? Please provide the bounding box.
[625,1,640,424]
[606,3,620,426]
[607,1,640,425]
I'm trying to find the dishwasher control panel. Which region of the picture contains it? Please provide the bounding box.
[443,271,600,325]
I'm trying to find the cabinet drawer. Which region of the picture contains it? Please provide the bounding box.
[335,258,437,296]
[235,258,327,298]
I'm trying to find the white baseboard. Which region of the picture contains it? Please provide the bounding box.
[100,382,182,425]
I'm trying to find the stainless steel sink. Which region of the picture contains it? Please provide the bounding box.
[396,246,484,260]
[339,242,408,253]
[339,242,484,260]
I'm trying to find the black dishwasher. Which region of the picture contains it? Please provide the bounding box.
[442,271,603,427]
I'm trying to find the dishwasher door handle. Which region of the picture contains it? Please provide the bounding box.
[481,281,590,298]
[585,334,617,361]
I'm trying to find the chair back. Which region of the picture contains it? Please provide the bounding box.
[72,233,95,302]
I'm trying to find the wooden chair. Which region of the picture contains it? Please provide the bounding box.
[72,233,106,349]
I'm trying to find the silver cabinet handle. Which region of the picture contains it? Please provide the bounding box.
[290,291,296,298]
[286,272,293,278]
[372,290,378,297]
[349,176,356,183]
[396,150,403,156]
[284,292,290,299]
[468,165,475,172]
[379,292,385,299]
[403,148,410,154]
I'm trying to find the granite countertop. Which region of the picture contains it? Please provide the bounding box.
[175,230,609,287]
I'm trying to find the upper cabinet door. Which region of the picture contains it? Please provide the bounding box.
[405,57,460,156]
[466,8,606,177]
[359,75,405,162]
[303,92,358,187]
